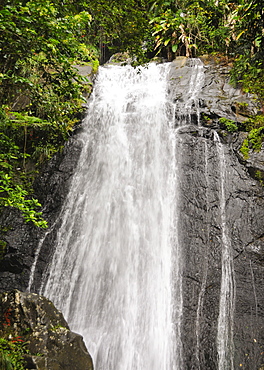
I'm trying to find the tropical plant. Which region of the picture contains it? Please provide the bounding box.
[0,337,28,370]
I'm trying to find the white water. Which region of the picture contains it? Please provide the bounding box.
[195,140,210,369]
[214,132,235,370]
[40,63,181,370]
[174,58,205,126]
[184,58,205,125]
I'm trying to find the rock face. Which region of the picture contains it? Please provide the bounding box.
[174,126,264,369]
[0,134,84,292]
[0,290,93,369]
[0,57,263,369]
[166,57,264,369]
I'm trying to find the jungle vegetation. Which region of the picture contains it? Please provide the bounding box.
[0,0,263,226]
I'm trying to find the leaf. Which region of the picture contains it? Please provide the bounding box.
[236,30,246,41]
[254,36,262,47]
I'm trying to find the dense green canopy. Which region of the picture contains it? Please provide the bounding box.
[0,0,263,226]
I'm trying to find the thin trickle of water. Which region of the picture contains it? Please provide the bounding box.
[177,58,205,126]
[39,63,181,370]
[171,126,183,370]
[27,235,45,292]
[28,221,59,292]
[214,132,235,370]
[249,259,258,317]
[195,139,210,369]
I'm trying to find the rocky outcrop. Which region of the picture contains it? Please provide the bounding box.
[166,58,264,369]
[173,126,264,370]
[0,290,93,369]
[168,56,264,183]
[168,55,260,122]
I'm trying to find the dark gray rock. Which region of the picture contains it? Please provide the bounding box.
[166,116,263,370]
[0,133,84,292]
[168,56,260,123]
[165,58,264,369]
[174,126,264,370]
[0,290,93,370]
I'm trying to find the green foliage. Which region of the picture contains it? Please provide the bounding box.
[0,108,48,227]
[91,59,100,74]
[148,0,264,104]
[244,115,264,131]
[240,138,249,159]
[231,59,264,106]
[0,172,48,228]
[0,337,28,370]
[201,113,211,122]
[49,324,66,332]
[219,117,238,132]
[255,170,264,186]
[248,127,264,152]
[240,125,264,160]
[226,1,264,106]
[149,0,233,59]
[82,0,151,64]
[239,115,264,160]
[0,1,94,103]
[0,351,13,370]
[0,0,98,226]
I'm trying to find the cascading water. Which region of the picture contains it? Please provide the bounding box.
[39,63,181,370]
[184,58,205,125]
[28,58,238,369]
[173,58,205,126]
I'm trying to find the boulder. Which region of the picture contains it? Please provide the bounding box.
[0,290,93,370]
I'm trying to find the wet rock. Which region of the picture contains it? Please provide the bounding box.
[0,290,93,370]
[0,133,84,292]
[245,237,264,265]
[166,58,264,369]
[169,56,260,123]
[174,126,264,370]
[168,56,263,183]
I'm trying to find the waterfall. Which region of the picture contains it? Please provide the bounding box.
[39,63,181,370]
[28,58,237,369]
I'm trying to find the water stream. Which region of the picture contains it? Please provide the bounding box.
[39,63,180,370]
